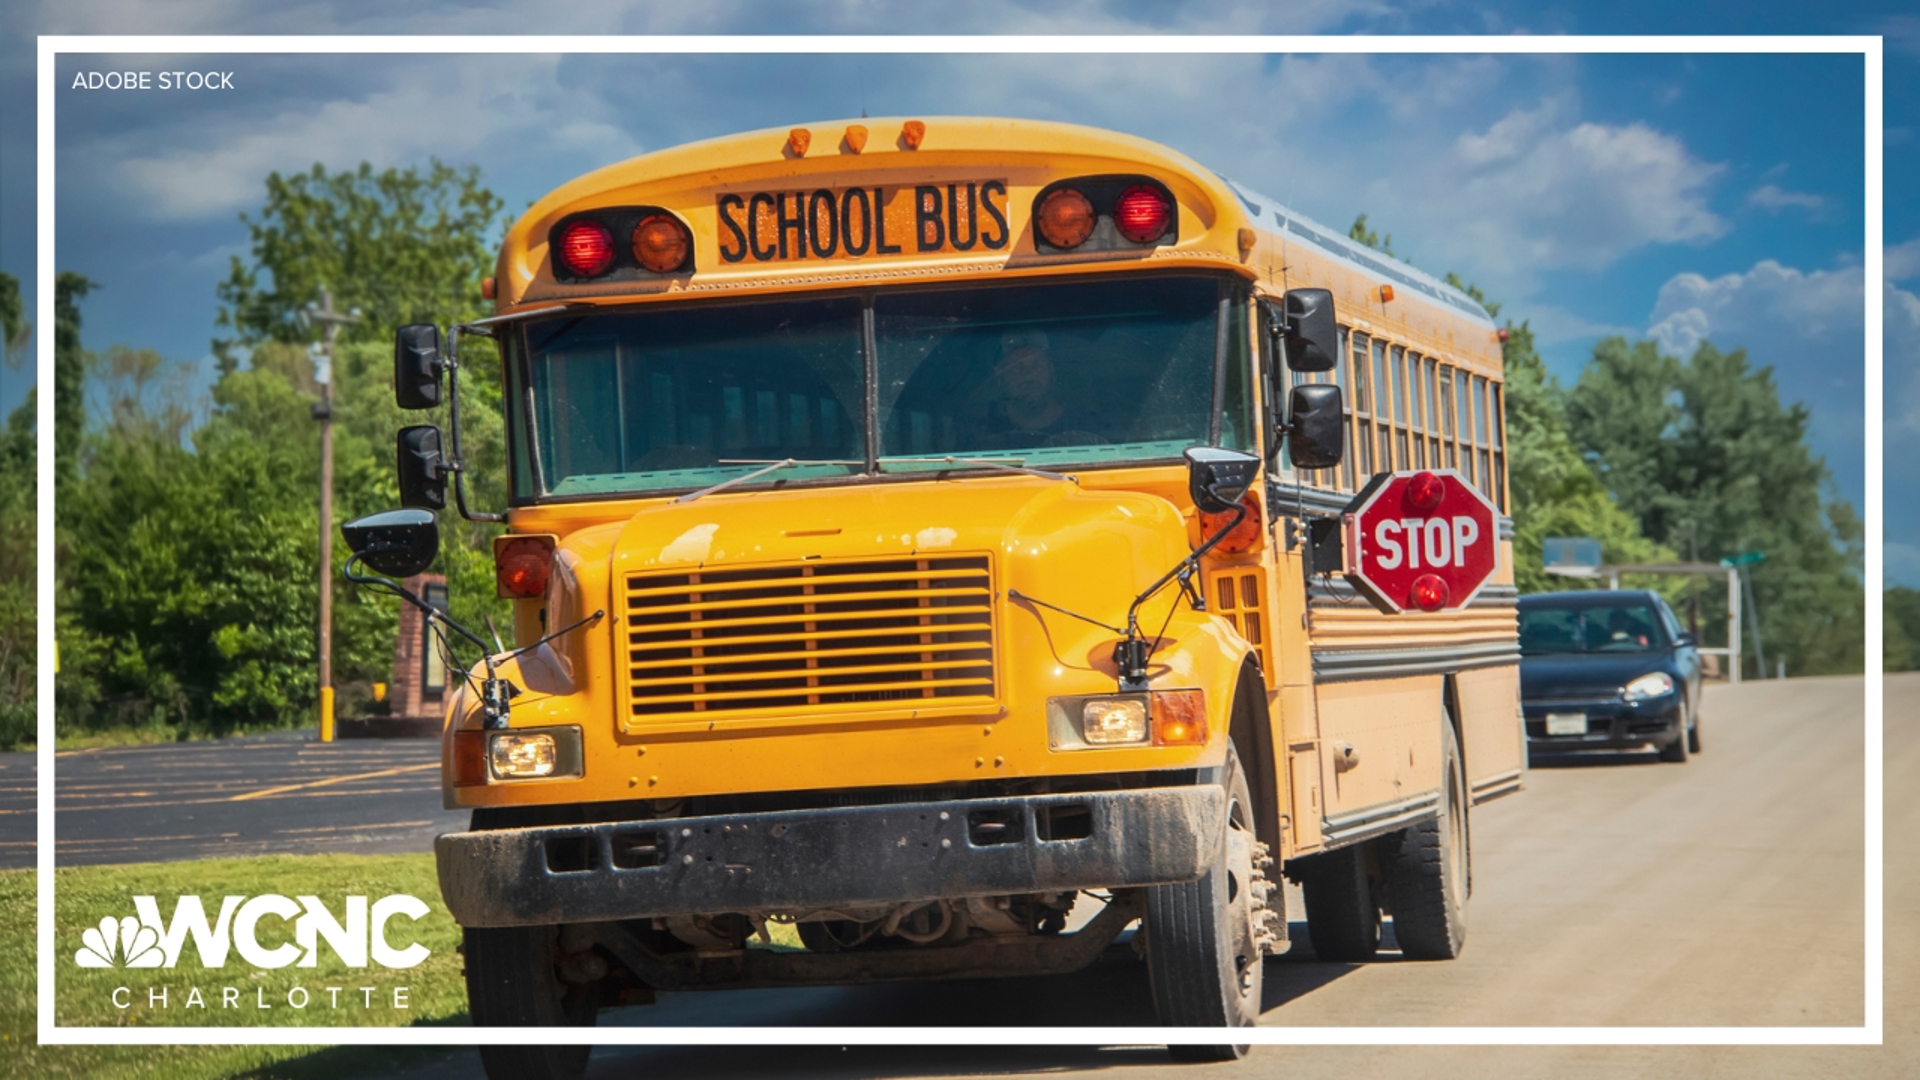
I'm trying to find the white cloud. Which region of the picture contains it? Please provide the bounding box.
[1647,260,1863,361]
[1888,237,1920,284]
[1511,302,1638,347]
[1747,183,1823,214]
[1888,282,1920,436]
[87,56,643,222]
[1427,103,1727,279]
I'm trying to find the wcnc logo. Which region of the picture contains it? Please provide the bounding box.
[74,894,431,970]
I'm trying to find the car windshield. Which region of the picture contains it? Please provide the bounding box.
[1519,603,1668,655]
[510,274,1250,499]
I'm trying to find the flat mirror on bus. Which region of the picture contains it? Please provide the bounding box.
[394,324,444,410]
[341,508,439,579]
[1279,288,1338,372]
[397,425,448,511]
[1184,446,1261,514]
[1286,383,1344,469]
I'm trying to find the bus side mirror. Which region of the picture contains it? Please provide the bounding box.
[341,509,439,579]
[394,324,445,410]
[1184,446,1262,514]
[1285,384,1344,470]
[1268,288,1338,372]
[397,425,448,511]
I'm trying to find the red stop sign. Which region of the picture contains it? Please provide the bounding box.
[1342,470,1500,614]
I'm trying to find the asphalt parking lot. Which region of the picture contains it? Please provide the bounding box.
[0,730,464,868]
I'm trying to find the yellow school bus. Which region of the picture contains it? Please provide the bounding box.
[359,115,1521,1073]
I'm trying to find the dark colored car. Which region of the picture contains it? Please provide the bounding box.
[1518,590,1703,763]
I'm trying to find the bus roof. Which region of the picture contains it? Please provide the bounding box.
[1218,178,1498,329]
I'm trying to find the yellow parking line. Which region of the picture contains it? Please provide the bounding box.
[230,762,438,801]
[277,820,434,835]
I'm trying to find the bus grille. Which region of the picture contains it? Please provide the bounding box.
[620,556,996,721]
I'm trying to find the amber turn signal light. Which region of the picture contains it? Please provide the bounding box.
[1198,493,1262,555]
[631,214,690,273]
[1151,690,1207,746]
[1036,188,1096,249]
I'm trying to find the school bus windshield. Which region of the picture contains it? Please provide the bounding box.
[511,273,1251,500]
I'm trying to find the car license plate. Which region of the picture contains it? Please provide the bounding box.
[1545,712,1588,736]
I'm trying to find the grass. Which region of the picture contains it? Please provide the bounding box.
[1,853,475,1080]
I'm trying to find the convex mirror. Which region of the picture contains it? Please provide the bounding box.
[342,508,439,578]
[1184,446,1262,514]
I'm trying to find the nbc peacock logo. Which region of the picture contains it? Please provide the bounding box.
[76,915,165,968]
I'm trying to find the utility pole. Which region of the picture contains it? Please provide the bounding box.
[307,288,360,741]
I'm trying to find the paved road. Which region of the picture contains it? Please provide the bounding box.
[0,730,465,868]
[340,673,1904,1079]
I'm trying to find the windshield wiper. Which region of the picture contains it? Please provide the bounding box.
[673,458,864,504]
[876,455,1078,484]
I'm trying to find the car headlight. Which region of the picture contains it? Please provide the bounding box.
[1621,672,1675,702]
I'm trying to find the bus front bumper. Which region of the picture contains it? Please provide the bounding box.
[435,785,1223,928]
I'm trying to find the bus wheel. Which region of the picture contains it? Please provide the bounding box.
[1144,744,1264,1060]
[465,924,598,1080]
[1386,717,1469,960]
[1299,842,1381,962]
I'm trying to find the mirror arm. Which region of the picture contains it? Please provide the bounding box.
[343,551,520,727]
[343,552,495,657]
[444,325,506,524]
[1113,502,1250,690]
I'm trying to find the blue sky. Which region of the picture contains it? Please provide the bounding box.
[0,2,1911,582]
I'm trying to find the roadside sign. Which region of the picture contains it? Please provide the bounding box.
[1343,470,1500,614]
[1543,536,1603,577]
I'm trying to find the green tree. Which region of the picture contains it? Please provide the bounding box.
[0,272,32,745]
[1567,338,1863,676]
[55,161,513,739]
[1347,213,1395,259]
[215,160,505,365]
[1498,323,1674,596]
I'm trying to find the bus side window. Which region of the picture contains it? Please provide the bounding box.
[1490,381,1506,511]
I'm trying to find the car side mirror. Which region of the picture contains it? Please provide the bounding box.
[1284,383,1345,469]
[394,324,445,410]
[1184,446,1261,514]
[1674,632,1695,647]
[1264,288,1338,373]
[397,425,448,511]
[341,509,439,578]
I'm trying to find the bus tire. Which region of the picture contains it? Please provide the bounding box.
[465,924,597,1080]
[1386,716,1469,960]
[1144,744,1263,1060]
[1299,842,1381,962]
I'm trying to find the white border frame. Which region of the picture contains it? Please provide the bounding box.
[35,33,1883,1047]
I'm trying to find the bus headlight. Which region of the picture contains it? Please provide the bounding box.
[1082,698,1149,744]
[485,727,584,781]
